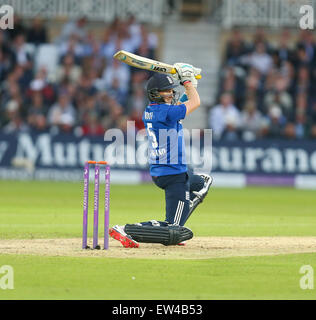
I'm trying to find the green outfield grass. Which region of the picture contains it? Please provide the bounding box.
[0,253,316,300]
[0,180,315,300]
[0,180,315,239]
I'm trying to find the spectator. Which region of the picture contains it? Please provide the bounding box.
[59,113,76,133]
[106,77,129,106]
[47,92,76,128]
[57,78,77,102]
[99,92,124,130]
[28,67,55,104]
[125,83,146,131]
[2,100,29,134]
[54,53,82,84]
[6,15,27,40]
[0,30,16,70]
[102,18,120,44]
[225,28,248,66]
[295,108,308,139]
[81,112,104,136]
[244,68,262,107]
[129,109,145,131]
[127,85,147,114]
[76,93,98,123]
[127,15,142,49]
[264,74,293,120]
[295,66,311,97]
[277,29,293,62]
[87,68,105,92]
[102,58,130,101]
[296,92,308,111]
[58,16,88,44]
[240,99,264,140]
[265,105,287,138]
[0,29,8,49]
[218,29,316,140]
[208,92,241,140]
[117,115,130,134]
[309,100,316,124]
[9,64,33,93]
[27,92,48,132]
[0,49,11,82]
[81,39,105,75]
[245,42,273,75]
[59,35,85,63]
[11,34,32,68]
[101,20,138,61]
[251,28,270,52]
[296,30,315,64]
[218,66,246,109]
[0,79,23,110]
[310,123,316,139]
[0,17,158,135]
[293,45,310,69]
[27,18,48,45]
[283,122,296,139]
[130,71,149,92]
[135,24,158,60]
[281,61,295,93]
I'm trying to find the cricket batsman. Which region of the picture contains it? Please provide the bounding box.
[110,63,213,248]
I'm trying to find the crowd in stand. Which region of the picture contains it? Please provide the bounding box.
[209,28,316,140]
[2,18,316,141]
[0,15,157,136]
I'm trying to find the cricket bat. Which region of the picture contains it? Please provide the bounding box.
[113,50,202,79]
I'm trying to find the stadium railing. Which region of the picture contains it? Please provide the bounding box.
[0,0,166,25]
[220,0,316,28]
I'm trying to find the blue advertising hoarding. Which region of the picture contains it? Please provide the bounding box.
[0,132,315,188]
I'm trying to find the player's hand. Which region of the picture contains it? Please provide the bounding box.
[174,62,194,84]
[170,72,180,82]
[170,72,197,87]
[190,74,198,88]
[180,74,198,88]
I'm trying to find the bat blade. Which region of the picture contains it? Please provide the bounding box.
[113,50,175,74]
[113,50,202,79]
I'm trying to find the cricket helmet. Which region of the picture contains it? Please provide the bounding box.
[146,73,179,104]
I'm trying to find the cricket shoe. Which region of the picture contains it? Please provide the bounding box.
[192,174,213,203]
[109,225,139,248]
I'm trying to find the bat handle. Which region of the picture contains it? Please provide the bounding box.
[171,68,202,80]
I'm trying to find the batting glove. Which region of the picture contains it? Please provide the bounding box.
[174,62,194,85]
[190,74,198,88]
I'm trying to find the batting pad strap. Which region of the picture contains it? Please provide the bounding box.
[124,224,193,246]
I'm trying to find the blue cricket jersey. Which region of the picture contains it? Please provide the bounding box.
[142,102,187,176]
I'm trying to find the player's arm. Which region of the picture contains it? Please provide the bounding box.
[183,80,200,115]
[174,63,200,115]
